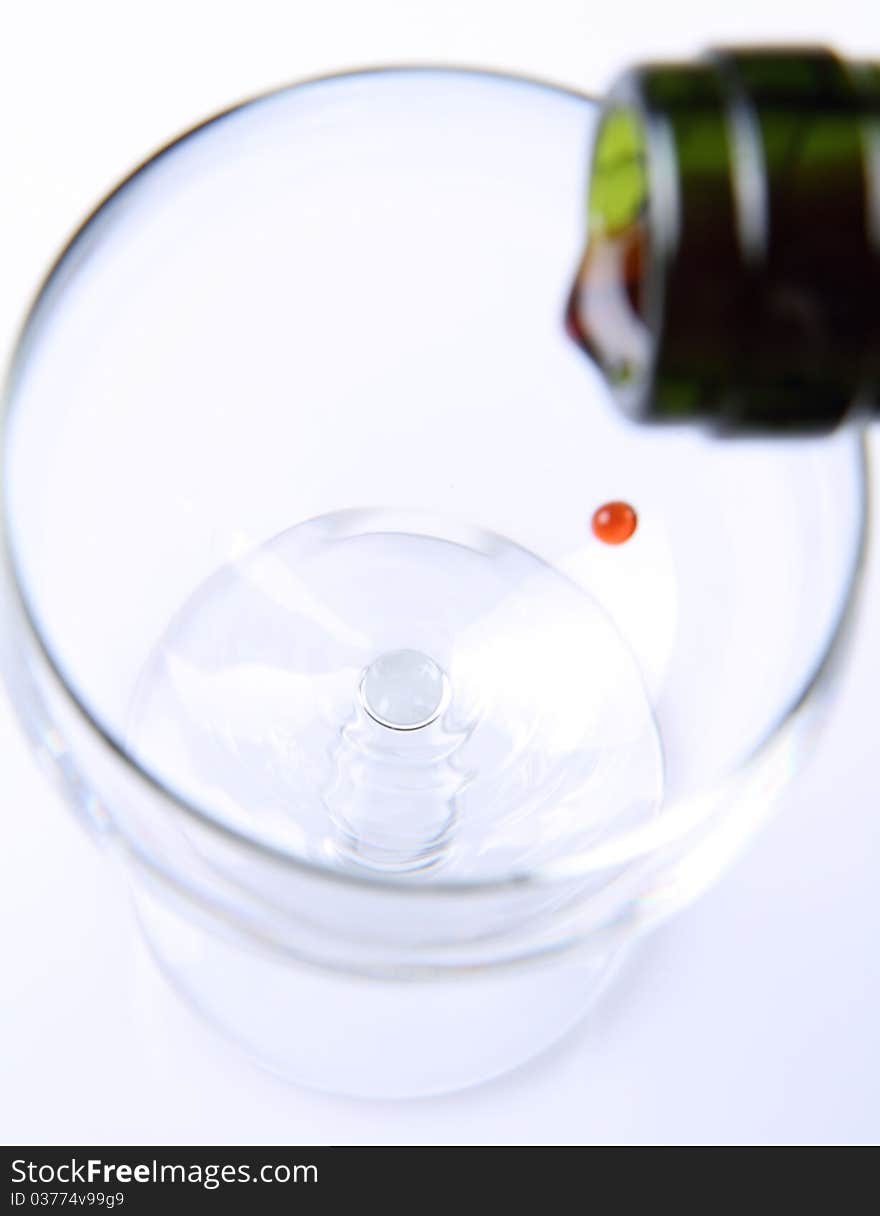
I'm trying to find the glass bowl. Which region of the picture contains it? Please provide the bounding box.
[0,67,868,1097]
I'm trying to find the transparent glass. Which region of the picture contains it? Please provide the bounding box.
[0,68,868,1097]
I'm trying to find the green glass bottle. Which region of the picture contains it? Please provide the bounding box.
[567,47,880,432]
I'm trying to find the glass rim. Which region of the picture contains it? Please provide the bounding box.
[1,65,871,900]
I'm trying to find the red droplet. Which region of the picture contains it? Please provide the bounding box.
[592,501,637,545]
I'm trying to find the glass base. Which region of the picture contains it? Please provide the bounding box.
[127,509,662,881]
[132,871,620,1099]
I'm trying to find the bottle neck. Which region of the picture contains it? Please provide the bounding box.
[568,48,880,433]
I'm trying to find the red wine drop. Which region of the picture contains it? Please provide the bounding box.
[592,501,637,545]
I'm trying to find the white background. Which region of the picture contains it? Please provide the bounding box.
[1,0,878,1145]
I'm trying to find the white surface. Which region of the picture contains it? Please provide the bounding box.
[1,0,879,1146]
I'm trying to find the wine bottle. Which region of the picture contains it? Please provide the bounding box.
[567,47,880,432]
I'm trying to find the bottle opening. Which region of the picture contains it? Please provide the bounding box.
[566,105,652,392]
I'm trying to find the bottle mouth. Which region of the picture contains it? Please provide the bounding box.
[566,104,653,401]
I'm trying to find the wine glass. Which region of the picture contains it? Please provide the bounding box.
[1,67,867,1096]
